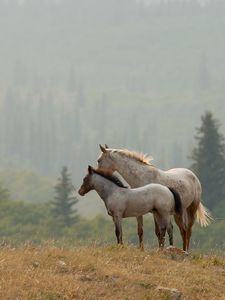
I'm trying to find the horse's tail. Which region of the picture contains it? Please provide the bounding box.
[196,202,213,227]
[169,187,183,216]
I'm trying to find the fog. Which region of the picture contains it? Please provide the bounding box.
[0,0,225,189]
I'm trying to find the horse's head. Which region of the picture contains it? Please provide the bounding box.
[78,166,94,196]
[97,144,116,172]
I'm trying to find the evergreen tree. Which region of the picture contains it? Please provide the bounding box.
[51,166,79,226]
[190,111,225,210]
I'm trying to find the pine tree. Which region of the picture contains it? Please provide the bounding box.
[190,111,225,210]
[51,166,79,226]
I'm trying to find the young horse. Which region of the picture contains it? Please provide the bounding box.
[97,145,212,252]
[78,166,183,249]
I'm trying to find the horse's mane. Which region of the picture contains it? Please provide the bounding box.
[115,149,153,165]
[93,168,128,188]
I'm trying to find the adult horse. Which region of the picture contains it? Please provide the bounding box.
[97,145,212,251]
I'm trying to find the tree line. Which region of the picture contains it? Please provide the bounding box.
[0,81,190,183]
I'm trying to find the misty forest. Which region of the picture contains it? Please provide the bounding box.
[0,0,225,251]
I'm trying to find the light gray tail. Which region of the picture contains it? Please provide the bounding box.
[169,187,183,216]
[196,202,213,227]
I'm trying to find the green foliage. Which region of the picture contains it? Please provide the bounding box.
[51,166,79,226]
[0,183,10,202]
[190,111,225,210]
[0,199,51,244]
[191,221,225,251]
[0,193,224,250]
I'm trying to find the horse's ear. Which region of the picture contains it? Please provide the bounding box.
[105,144,109,149]
[88,165,93,174]
[99,144,107,153]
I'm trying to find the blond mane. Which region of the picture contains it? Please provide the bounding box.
[116,149,153,165]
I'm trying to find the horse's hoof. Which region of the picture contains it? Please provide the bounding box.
[166,246,175,250]
[156,248,164,253]
[139,243,144,251]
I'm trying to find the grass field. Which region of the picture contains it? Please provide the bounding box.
[0,244,225,300]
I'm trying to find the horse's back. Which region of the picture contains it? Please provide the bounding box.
[111,183,174,217]
[165,168,201,191]
[166,167,198,179]
[162,167,202,208]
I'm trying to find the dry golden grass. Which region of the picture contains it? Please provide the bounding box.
[0,244,225,300]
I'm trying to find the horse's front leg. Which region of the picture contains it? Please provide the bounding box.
[113,215,123,245]
[136,216,144,251]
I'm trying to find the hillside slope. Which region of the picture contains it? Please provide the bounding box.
[0,245,224,299]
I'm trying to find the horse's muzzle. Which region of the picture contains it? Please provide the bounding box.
[78,188,85,196]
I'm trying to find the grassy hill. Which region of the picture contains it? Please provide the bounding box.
[0,244,224,299]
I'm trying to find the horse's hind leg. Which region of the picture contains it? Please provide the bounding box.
[186,204,198,250]
[154,213,167,249]
[113,215,123,245]
[174,215,187,251]
[136,216,144,251]
[159,226,167,249]
[167,221,173,246]
[153,214,161,248]
[186,226,192,251]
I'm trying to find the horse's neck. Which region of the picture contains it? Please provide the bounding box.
[92,174,116,204]
[113,154,162,187]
